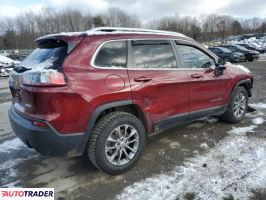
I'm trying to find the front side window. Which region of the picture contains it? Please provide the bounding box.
[132,40,177,69]
[94,41,127,68]
[176,44,215,68]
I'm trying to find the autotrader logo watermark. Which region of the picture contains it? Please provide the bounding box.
[0,188,54,200]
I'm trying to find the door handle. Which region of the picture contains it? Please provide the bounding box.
[191,74,203,79]
[134,76,152,82]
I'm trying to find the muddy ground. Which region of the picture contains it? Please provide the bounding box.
[0,59,265,200]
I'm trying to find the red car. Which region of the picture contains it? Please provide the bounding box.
[8,27,253,175]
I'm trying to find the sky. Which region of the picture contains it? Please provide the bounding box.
[0,0,266,20]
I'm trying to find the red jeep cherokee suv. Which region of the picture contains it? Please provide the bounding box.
[8,27,253,175]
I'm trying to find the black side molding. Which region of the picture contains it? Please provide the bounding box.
[154,105,227,132]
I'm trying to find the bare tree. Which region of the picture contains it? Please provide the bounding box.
[0,6,266,49]
[102,7,140,28]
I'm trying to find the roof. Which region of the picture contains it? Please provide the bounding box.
[36,27,189,41]
[88,27,188,38]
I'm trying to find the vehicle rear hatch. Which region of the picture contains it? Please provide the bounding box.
[9,33,85,114]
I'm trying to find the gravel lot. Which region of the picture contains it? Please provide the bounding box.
[0,59,265,200]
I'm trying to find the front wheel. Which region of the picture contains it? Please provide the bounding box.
[87,111,146,175]
[220,87,248,123]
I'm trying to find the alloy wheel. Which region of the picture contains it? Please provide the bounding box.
[233,92,246,118]
[105,124,139,165]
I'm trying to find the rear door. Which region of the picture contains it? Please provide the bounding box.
[174,41,230,119]
[127,39,190,130]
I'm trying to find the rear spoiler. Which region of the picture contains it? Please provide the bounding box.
[35,33,86,53]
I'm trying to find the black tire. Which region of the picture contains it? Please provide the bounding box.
[248,57,254,62]
[220,87,248,123]
[86,111,146,175]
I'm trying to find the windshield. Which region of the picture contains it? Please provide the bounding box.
[20,40,68,71]
[234,45,248,51]
[218,47,231,53]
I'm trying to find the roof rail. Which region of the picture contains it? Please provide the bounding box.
[88,27,187,38]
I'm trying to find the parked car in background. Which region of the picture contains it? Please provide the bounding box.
[221,44,260,61]
[238,43,264,54]
[9,27,253,175]
[209,47,245,63]
[0,55,20,77]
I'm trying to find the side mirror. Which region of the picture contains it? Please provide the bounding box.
[215,63,226,76]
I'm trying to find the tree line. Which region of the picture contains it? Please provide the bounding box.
[0,6,266,49]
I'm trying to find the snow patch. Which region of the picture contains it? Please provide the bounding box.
[0,157,32,187]
[0,138,25,153]
[116,135,266,200]
[252,117,265,125]
[227,125,256,136]
[199,143,209,150]
[249,103,266,109]
[206,117,219,124]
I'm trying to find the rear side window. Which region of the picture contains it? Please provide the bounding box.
[132,40,177,69]
[94,41,127,68]
[21,39,68,71]
[176,44,215,68]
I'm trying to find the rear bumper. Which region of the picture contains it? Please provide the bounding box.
[8,105,86,157]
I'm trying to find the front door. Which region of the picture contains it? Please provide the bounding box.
[174,42,230,120]
[127,40,190,130]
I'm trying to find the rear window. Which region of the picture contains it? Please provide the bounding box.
[94,41,127,68]
[20,39,68,71]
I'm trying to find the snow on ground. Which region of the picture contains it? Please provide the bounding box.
[0,138,30,187]
[205,116,219,124]
[252,117,265,125]
[227,125,256,136]
[249,103,266,109]
[0,138,25,153]
[0,138,37,187]
[116,111,266,200]
[0,157,30,187]
[199,142,209,150]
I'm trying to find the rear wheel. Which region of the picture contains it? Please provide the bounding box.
[248,57,254,62]
[220,87,248,123]
[87,111,146,175]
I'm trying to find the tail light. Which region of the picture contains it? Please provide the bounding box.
[32,121,47,128]
[22,70,66,86]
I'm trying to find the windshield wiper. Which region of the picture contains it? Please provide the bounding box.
[13,66,32,73]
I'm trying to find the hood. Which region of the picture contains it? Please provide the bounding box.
[251,50,260,55]
[225,63,250,74]
[0,55,14,64]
